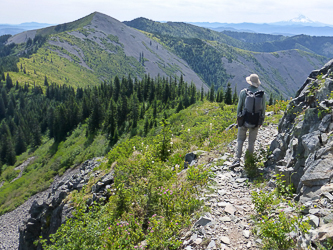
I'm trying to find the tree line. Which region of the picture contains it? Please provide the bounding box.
[0,72,243,175]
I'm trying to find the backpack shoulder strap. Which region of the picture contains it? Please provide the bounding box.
[246,88,254,95]
[254,90,264,97]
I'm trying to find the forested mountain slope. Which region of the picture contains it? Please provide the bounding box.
[4,12,208,91]
[222,30,333,58]
[125,18,327,97]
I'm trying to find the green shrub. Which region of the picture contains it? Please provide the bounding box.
[251,190,275,214]
[275,173,295,198]
[256,211,310,250]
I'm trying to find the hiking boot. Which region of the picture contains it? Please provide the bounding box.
[231,159,240,168]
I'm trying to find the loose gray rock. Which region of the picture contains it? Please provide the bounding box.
[220,236,230,245]
[243,230,250,238]
[225,204,236,215]
[195,217,213,227]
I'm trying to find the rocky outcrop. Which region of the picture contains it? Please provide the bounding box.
[268,59,333,245]
[18,158,114,250]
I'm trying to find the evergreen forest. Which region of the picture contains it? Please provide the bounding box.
[0,70,239,213]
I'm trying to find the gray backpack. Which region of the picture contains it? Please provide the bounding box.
[243,89,264,127]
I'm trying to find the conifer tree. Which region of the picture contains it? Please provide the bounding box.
[0,97,5,120]
[88,98,103,134]
[113,76,120,102]
[144,117,149,135]
[6,73,13,89]
[54,104,68,142]
[104,99,116,138]
[46,107,55,138]
[269,93,273,105]
[209,83,215,102]
[113,126,119,142]
[0,133,16,166]
[190,84,196,105]
[232,85,238,104]
[31,119,42,147]
[81,96,91,121]
[225,83,233,105]
[44,76,49,86]
[153,100,157,119]
[216,91,220,103]
[6,138,16,166]
[7,100,15,117]
[183,89,190,108]
[131,94,139,128]
[1,88,7,108]
[176,100,184,113]
[127,74,133,97]
[219,89,224,103]
[116,95,127,128]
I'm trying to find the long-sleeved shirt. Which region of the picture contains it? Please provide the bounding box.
[237,86,266,120]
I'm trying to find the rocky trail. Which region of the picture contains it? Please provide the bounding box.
[180,124,278,250]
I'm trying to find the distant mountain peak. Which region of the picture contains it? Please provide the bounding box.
[289,15,314,24]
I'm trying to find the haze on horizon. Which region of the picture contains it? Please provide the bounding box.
[2,0,333,26]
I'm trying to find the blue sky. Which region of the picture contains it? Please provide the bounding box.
[2,0,333,25]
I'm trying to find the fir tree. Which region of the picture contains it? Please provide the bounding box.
[269,93,273,105]
[131,95,139,128]
[232,85,238,104]
[44,76,49,86]
[6,73,13,89]
[104,99,116,138]
[0,97,5,120]
[113,76,120,102]
[88,98,103,134]
[153,100,157,119]
[0,134,16,166]
[144,117,149,135]
[140,104,145,119]
[31,119,42,147]
[225,83,233,105]
[209,83,215,102]
[176,100,184,113]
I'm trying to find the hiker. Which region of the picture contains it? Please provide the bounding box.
[232,74,266,167]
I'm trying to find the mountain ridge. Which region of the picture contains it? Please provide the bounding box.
[1,12,330,97]
[125,17,328,97]
[5,12,209,91]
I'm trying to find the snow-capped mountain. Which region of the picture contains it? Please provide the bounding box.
[273,15,329,27]
[289,15,314,24]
